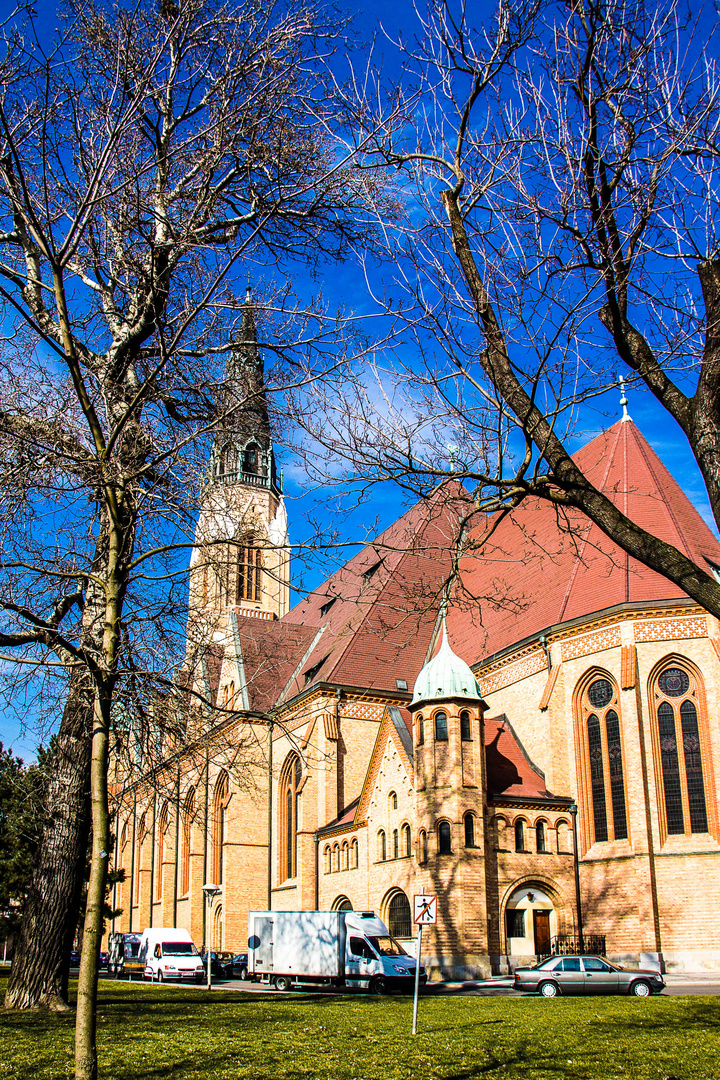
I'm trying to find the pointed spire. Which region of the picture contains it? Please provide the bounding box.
[618,374,632,422]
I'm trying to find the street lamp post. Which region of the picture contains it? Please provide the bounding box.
[202,883,221,991]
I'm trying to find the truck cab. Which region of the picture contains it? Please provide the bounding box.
[344,913,425,992]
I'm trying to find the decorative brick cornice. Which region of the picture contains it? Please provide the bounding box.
[634,615,707,643]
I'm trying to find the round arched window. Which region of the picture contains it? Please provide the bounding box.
[387,891,412,937]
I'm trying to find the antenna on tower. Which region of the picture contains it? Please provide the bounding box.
[618,374,632,422]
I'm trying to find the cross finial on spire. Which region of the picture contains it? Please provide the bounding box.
[618,374,632,422]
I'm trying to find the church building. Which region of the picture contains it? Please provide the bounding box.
[109,309,720,977]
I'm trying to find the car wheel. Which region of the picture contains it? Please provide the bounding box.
[369,976,389,995]
[538,981,559,998]
[631,980,651,997]
[274,975,291,992]
[239,966,249,981]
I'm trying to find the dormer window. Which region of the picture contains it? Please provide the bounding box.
[705,558,720,584]
[363,559,383,581]
[303,654,330,685]
[320,597,337,618]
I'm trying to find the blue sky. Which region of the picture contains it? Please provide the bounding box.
[2,0,719,759]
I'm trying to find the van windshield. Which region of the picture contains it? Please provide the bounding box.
[367,936,408,957]
[162,942,198,956]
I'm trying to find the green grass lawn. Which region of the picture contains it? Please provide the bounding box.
[1,978,718,1080]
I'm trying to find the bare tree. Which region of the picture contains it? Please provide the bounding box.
[0,1,389,1076]
[305,0,720,617]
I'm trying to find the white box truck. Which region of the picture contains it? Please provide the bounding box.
[136,928,205,983]
[247,910,426,993]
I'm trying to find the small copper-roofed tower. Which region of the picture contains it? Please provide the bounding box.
[188,291,290,648]
[409,620,491,976]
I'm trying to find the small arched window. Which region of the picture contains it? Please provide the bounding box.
[460,710,472,741]
[464,812,475,848]
[351,838,359,868]
[378,829,387,862]
[402,823,412,857]
[438,820,452,855]
[392,829,399,859]
[280,754,302,883]
[417,716,424,745]
[324,845,331,874]
[333,896,353,912]
[342,841,349,870]
[387,891,412,937]
[435,711,448,741]
[389,791,398,810]
[515,819,525,852]
[536,820,547,853]
[332,843,340,872]
[419,829,428,863]
[557,819,571,854]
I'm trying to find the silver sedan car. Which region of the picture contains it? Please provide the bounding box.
[513,955,665,997]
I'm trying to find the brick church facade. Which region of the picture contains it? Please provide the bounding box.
[109,313,720,976]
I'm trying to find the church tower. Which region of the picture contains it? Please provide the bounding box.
[187,292,291,650]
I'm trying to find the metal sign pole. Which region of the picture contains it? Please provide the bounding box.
[412,924,422,1036]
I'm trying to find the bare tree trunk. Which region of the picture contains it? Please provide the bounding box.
[4,670,93,1011]
[74,688,111,1080]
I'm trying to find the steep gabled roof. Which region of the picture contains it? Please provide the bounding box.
[233,618,318,712]
[484,714,552,799]
[448,420,720,663]
[265,490,463,702]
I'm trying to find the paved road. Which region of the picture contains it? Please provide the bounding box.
[95,971,720,997]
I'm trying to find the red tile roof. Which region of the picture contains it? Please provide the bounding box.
[270,489,464,701]
[234,618,318,712]
[484,714,553,799]
[447,420,720,663]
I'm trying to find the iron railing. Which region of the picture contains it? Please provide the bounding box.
[546,934,606,958]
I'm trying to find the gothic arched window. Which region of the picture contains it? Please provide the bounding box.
[464,812,475,848]
[460,710,472,741]
[652,663,710,836]
[536,819,547,853]
[237,536,262,603]
[438,820,452,854]
[279,754,302,882]
[180,789,195,897]
[211,772,229,885]
[419,829,428,863]
[155,803,169,901]
[435,711,448,741]
[417,715,424,745]
[242,442,262,475]
[578,674,628,844]
[351,838,359,868]
[377,829,387,862]
[514,819,525,852]
[402,823,412,857]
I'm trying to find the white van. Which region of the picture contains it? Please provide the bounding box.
[139,928,205,982]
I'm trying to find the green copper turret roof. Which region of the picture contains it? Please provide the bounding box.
[411,620,482,705]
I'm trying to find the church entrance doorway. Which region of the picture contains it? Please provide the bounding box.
[505,885,557,959]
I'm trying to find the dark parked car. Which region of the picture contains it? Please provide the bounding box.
[229,953,251,981]
[513,955,665,997]
[199,951,231,978]
[98,951,109,970]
